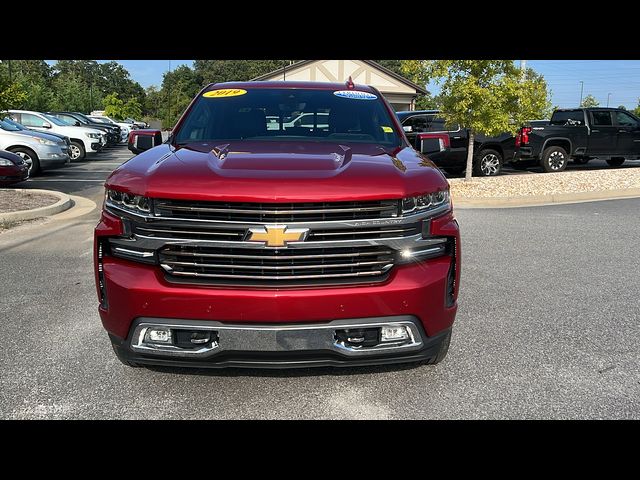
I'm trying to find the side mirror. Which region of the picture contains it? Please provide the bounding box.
[128,129,163,155]
[75,121,81,126]
[403,125,413,133]
[42,122,52,129]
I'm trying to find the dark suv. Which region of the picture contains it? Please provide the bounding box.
[396,110,515,176]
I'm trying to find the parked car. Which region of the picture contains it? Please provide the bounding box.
[87,115,132,142]
[7,110,106,161]
[513,107,640,172]
[0,149,29,186]
[95,80,460,369]
[397,110,515,176]
[0,119,69,175]
[124,117,149,129]
[2,117,72,156]
[47,111,121,146]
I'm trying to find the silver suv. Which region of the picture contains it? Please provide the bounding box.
[0,119,69,175]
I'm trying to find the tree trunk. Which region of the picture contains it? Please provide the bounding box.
[465,130,475,181]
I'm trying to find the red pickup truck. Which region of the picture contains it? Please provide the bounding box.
[94,81,461,369]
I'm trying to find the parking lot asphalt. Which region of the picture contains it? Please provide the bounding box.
[0,147,638,419]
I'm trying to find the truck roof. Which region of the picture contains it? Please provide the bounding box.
[555,107,623,111]
[203,80,379,94]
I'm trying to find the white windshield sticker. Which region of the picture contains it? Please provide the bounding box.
[333,90,377,100]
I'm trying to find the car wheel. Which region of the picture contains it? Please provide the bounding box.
[540,146,568,173]
[430,330,452,365]
[9,147,40,176]
[69,141,85,161]
[606,157,625,167]
[111,343,143,368]
[474,149,502,176]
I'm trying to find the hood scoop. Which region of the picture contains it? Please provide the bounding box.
[209,143,353,171]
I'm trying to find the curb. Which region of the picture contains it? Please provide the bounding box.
[0,189,72,222]
[452,187,640,209]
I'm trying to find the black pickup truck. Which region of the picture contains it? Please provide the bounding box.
[513,107,640,172]
[396,110,515,176]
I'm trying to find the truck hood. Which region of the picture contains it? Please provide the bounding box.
[106,141,449,202]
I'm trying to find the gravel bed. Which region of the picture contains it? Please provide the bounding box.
[0,190,59,213]
[449,169,640,198]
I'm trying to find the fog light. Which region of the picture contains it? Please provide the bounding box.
[381,325,409,342]
[145,327,172,344]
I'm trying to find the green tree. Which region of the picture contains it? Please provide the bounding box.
[157,65,202,128]
[617,105,627,110]
[422,60,551,180]
[103,92,125,119]
[634,99,640,117]
[580,94,599,108]
[123,97,142,119]
[0,79,26,112]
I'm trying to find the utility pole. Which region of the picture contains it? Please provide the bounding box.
[579,81,584,107]
[168,60,172,129]
[607,93,612,107]
[519,59,526,80]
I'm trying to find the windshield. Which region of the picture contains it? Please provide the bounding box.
[174,87,401,147]
[0,118,23,131]
[72,112,92,124]
[43,114,70,126]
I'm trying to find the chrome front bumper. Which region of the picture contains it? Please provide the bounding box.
[129,316,425,358]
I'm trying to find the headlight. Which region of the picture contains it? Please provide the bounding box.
[86,132,101,139]
[105,189,151,215]
[401,189,450,215]
[0,158,16,166]
[32,136,56,146]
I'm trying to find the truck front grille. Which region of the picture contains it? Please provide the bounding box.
[154,199,399,222]
[159,245,395,284]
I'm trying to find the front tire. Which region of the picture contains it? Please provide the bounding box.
[606,157,625,167]
[69,141,86,161]
[474,149,502,176]
[9,147,40,176]
[429,330,452,365]
[540,146,568,173]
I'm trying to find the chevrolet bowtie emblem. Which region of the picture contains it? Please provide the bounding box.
[246,225,309,247]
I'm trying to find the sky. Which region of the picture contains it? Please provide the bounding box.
[46,60,640,110]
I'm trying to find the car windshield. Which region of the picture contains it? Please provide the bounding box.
[0,118,23,131]
[174,87,401,147]
[91,117,112,124]
[72,113,92,124]
[42,114,70,126]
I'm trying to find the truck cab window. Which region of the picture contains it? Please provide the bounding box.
[615,111,639,127]
[591,111,613,126]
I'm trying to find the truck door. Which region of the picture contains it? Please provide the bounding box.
[588,110,617,155]
[427,117,465,149]
[613,110,640,156]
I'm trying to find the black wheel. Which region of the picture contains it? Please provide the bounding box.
[430,330,452,365]
[474,149,502,176]
[8,147,40,176]
[111,343,143,368]
[573,157,589,165]
[540,146,568,173]
[69,141,86,161]
[606,157,625,167]
[443,167,465,176]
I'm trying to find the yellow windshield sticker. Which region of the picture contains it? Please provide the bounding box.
[203,89,247,98]
[381,126,393,133]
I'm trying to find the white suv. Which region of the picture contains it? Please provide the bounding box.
[8,110,106,161]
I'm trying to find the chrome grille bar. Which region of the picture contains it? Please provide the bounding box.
[161,260,392,271]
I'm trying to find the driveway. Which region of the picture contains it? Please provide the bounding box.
[0,147,638,419]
